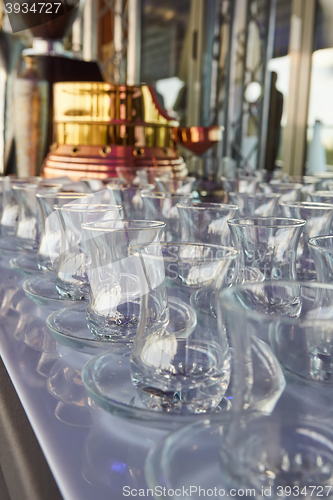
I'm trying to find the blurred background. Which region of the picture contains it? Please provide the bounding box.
[0,0,332,178]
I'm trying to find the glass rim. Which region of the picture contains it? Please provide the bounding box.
[308,235,333,252]
[176,201,239,211]
[141,192,195,199]
[227,217,306,228]
[266,182,303,188]
[229,192,281,199]
[81,219,166,232]
[36,192,88,199]
[221,176,257,182]
[136,167,173,172]
[10,176,42,183]
[155,175,196,182]
[54,203,123,212]
[106,183,155,190]
[134,241,239,262]
[115,166,171,173]
[279,201,333,210]
[219,280,333,324]
[311,191,333,197]
[12,183,63,190]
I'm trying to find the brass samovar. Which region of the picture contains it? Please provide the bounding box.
[42,82,222,180]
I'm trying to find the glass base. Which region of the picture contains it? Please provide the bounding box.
[56,277,90,301]
[46,303,132,355]
[82,351,232,431]
[131,345,230,414]
[23,275,87,309]
[10,254,41,276]
[81,338,285,429]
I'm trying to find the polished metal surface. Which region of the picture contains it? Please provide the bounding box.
[42,82,222,180]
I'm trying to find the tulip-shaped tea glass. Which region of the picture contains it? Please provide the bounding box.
[142,192,194,241]
[280,201,333,280]
[266,282,333,384]
[154,176,196,194]
[228,217,305,283]
[310,191,333,204]
[115,167,142,185]
[220,411,333,500]
[130,242,238,413]
[136,167,173,187]
[81,220,166,340]
[221,177,258,194]
[13,183,62,251]
[260,182,302,203]
[0,177,41,238]
[177,201,239,245]
[221,280,333,399]
[229,192,281,216]
[10,192,88,275]
[309,235,333,283]
[107,183,149,219]
[36,192,88,271]
[56,204,123,300]
[313,172,333,190]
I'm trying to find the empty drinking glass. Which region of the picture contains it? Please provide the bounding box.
[13,183,62,251]
[107,184,150,219]
[80,178,105,193]
[130,242,238,413]
[136,167,173,187]
[221,177,258,195]
[313,172,333,190]
[310,191,333,204]
[142,192,194,241]
[0,177,41,237]
[220,280,333,385]
[280,201,333,280]
[115,167,142,185]
[260,182,302,202]
[299,176,320,201]
[228,217,306,283]
[220,410,333,500]
[177,201,239,245]
[55,204,123,300]
[36,192,88,271]
[229,192,280,216]
[309,235,333,283]
[155,177,196,195]
[81,220,166,340]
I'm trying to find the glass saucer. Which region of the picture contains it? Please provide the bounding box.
[46,303,132,355]
[23,275,86,309]
[145,412,333,500]
[10,254,42,276]
[144,415,242,496]
[82,338,285,430]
